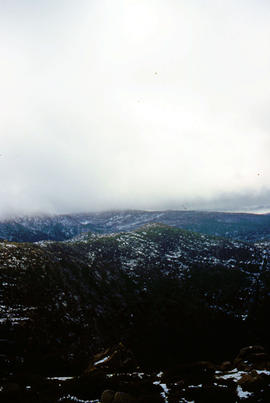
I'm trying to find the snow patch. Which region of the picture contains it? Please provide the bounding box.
[154,381,169,403]
[237,385,253,399]
[58,395,98,403]
[94,355,110,366]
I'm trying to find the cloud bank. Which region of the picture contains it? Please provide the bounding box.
[1,0,270,216]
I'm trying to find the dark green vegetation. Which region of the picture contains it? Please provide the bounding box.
[1,220,270,401]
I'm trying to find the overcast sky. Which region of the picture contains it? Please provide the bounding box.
[1,0,270,217]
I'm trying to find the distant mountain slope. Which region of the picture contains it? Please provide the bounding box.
[0,214,101,242]
[1,209,270,242]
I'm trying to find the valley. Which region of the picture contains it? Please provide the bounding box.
[1,211,270,402]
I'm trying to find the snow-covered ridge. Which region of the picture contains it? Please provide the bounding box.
[2,209,270,243]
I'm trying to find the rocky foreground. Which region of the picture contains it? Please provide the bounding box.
[1,343,270,402]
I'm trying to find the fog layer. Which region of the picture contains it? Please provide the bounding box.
[1,0,270,216]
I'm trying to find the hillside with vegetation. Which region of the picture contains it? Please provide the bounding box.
[1,223,270,401]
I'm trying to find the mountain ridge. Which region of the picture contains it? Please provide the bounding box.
[1,209,270,243]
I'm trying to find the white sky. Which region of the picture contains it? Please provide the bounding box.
[1,0,270,216]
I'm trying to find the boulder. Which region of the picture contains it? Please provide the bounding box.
[234,345,264,361]
[183,384,237,403]
[66,369,107,398]
[238,370,270,395]
[234,345,270,370]
[113,391,137,403]
[219,361,233,371]
[163,361,215,384]
[101,389,115,403]
[86,343,137,374]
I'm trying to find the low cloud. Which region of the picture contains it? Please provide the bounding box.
[1,0,270,217]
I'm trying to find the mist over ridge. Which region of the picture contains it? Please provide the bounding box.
[1,0,270,218]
